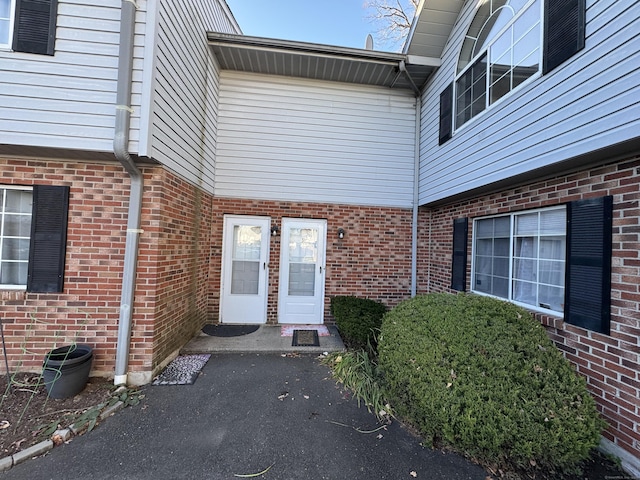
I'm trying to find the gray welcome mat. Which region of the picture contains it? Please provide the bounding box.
[152,354,211,385]
[292,330,320,347]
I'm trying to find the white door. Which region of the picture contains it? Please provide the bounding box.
[278,218,327,324]
[220,216,270,324]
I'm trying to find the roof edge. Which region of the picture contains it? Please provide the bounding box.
[207,32,407,64]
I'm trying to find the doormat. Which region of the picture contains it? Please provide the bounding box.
[202,324,260,337]
[280,325,330,337]
[152,354,211,385]
[292,329,320,347]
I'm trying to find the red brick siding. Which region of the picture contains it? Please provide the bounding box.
[0,158,212,377]
[210,198,413,324]
[1,157,413,377]
[1,158,130,375]
[140,169,213,372]
[419,155,640,460]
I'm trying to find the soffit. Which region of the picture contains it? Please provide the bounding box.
[404,0,465,58]
[208,32,439,92]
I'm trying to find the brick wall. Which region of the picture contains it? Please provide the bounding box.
[419,154,640,461]
[1,157,413,380]
[0,158,130,375]
[210,198,413,324]
[0,158,213,381]
[138,168,213,375]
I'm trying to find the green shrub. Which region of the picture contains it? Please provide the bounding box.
[330,296,387,349]
[378,293,605,476]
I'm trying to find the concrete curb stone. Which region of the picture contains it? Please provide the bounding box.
[0,394,133,472]
[11,440,54,466]
[0,454,13,472]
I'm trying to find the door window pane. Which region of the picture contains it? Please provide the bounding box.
[288,263,315,296]
[230,225,262,295]
[288,228,318,296]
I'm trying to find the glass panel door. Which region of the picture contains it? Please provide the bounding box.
[278,219,326,324]
[220,216,270,324]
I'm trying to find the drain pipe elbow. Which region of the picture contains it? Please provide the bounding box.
[113,0,142,387]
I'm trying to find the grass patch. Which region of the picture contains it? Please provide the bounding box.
[322,349,392,422]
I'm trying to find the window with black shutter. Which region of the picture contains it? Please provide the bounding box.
[450,0,586,133]
[439,83,453,145]
[27,185,69,293]
[543,0,586,74]
[564,196,613,334]
[451,217,468,291]
[12,0,58,55]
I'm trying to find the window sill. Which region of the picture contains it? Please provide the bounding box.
[470,290,565,321]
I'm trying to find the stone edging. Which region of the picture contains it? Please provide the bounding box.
[0,399,126,473]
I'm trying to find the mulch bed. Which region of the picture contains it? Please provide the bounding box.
[0,373,114,457]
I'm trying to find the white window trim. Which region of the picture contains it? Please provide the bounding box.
[0,184,33,290]
[471,205,566,317]
[453,0,544,134]
[0,0,16,50]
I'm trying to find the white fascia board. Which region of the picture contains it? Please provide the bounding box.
[406,54,441,67]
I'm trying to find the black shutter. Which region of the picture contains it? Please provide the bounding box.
[439,83,453,145]
[451,217,468,291]
[564,196,612,334]
[543,0,586,74]
[27,185,69,293]
[12,0,58,55]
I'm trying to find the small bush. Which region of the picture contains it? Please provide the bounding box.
[331,296,387,349]
[378,293,605,476]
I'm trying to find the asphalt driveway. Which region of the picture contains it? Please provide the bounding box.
[4,353,488,479]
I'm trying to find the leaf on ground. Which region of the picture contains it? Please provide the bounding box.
[233,463,274,478]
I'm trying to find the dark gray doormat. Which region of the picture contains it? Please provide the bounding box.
[292,329,320,347]
[202,324,260,337]
[152,354,211,385]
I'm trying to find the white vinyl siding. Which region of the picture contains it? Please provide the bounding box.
[419,0,640,205]
[150,0,239,193]
[216,72,416,208]
[0,0,148,153]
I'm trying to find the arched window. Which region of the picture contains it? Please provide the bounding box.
[455,0,542,129]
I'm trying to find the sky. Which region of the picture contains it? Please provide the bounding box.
[224,0,388,51]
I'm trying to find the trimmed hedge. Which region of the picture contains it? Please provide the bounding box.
[331,296,387,349]
[378,293,605,475]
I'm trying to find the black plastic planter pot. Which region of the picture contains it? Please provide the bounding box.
[42,344,93,399]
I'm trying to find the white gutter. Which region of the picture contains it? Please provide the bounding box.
[113,0,142,386]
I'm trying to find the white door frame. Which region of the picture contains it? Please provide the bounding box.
[277,218,327,324]
[219,215,270,324]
